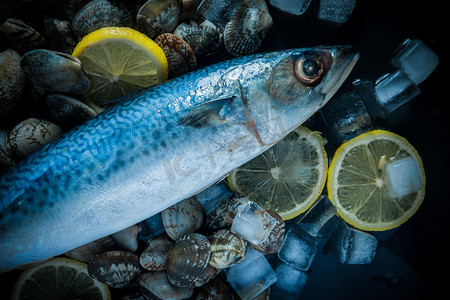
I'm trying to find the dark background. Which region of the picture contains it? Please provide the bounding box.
[1,0,448,299]
[260,1,448,299]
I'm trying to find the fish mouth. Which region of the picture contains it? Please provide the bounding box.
[319,45,360,105]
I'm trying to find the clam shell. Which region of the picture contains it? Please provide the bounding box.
[167,233,211,287]
[21,49,90,94]
[88,250,142,288]
[205,193,249,230]
[137,271,194,300]
[139,234,173,271]
[174,21,223,55]
[155,33,197,78]
[111,224,141,252]
[162,197,204,241]
[250,210,285,255]
[0,49,25,117]
[194,263,220,288]
[137,0,181,39]
[72,0,133,37]
[0,18,44,53]
[46,93,97,128]
[9,118,63,159]
[43,18,77,54]
[224,0,273,56]
[194,277,235,300]
[64,235,116,262]
[208,229,247,269]
[0,129,15,167]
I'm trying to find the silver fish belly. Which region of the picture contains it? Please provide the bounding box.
[0,46,359,271]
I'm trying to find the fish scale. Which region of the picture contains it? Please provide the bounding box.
[0,47,359,271]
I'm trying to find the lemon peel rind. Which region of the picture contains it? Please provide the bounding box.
[228,126,328,221]
[327,129,426,231]
[11,258,111,300]
[72,27,168,81]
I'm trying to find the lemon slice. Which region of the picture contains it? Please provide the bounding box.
[72,27,168,112]
[11,258,111,300]
[228,126,328,220]
[327,130,426,231]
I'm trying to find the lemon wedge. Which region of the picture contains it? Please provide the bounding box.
[228,126,328,220]
[327,130,425,231]
[11,257,111,300]
[72,27,168,112]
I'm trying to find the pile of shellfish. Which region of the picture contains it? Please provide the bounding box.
[0,0,273,171]
[60,193,284,299]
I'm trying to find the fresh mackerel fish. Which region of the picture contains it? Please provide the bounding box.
[0,46,358,271]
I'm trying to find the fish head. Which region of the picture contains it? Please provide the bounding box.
[248,45,359,145]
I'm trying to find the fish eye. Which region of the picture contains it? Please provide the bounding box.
[294,53,325,86]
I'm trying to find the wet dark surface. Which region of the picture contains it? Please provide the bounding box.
[1,0,448,299]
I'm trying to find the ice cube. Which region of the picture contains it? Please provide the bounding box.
[317,0,356,24]
[321,91,373,144]
[277,224,319,271]
[271,258,308,297]
[391,39,439,84]
[352,79,382,119]
[226,247,277,299]
[231,201,276,245]
[374,70,420,116]
[269,0,312,15]
[297,196,339,239]
[195,182,232,213]
[384,157,424,199]
[329,221,378,264]
[139,212,164,241]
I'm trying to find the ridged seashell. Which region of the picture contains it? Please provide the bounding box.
[111,224,141,252]
[9,118,63,159]
[46,94,97,128]
[224,0,273,56]
[206,193,249,230]
[180,0,202,20]
[194,263,220,288]
[88,251,142,288]
[43,18,77,54]
[174,21,223,55]
[0,18,44,53]
[0,129,15,167]
[194,277,235,300]
[167,233,211,287]
[155,33,197,78]
[72,0,133,37]
[64,235,116,262]
[21,49,90,94]
[162,197,204,241]
[250,210,285,255]
[208,229,247,269]
[139,234,173,271]
[0,49,25,117]
[196,0,242,30]
[137,0,181,39]
[137,271,194,300]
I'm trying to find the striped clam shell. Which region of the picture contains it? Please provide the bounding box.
[9,118,63,159]
[0,49,25,117]
[64,235,116,262]
[224,0,273,56]
[166,233,211,287]
[71,0,133,37]
[137,0,180,39]
[162,197,204,240]
[139,234,173,271]
[88,250,142,288]
[155,33,197,78]
[174,21,223,55]
[208,229,247,269]
[137,271,194,300]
